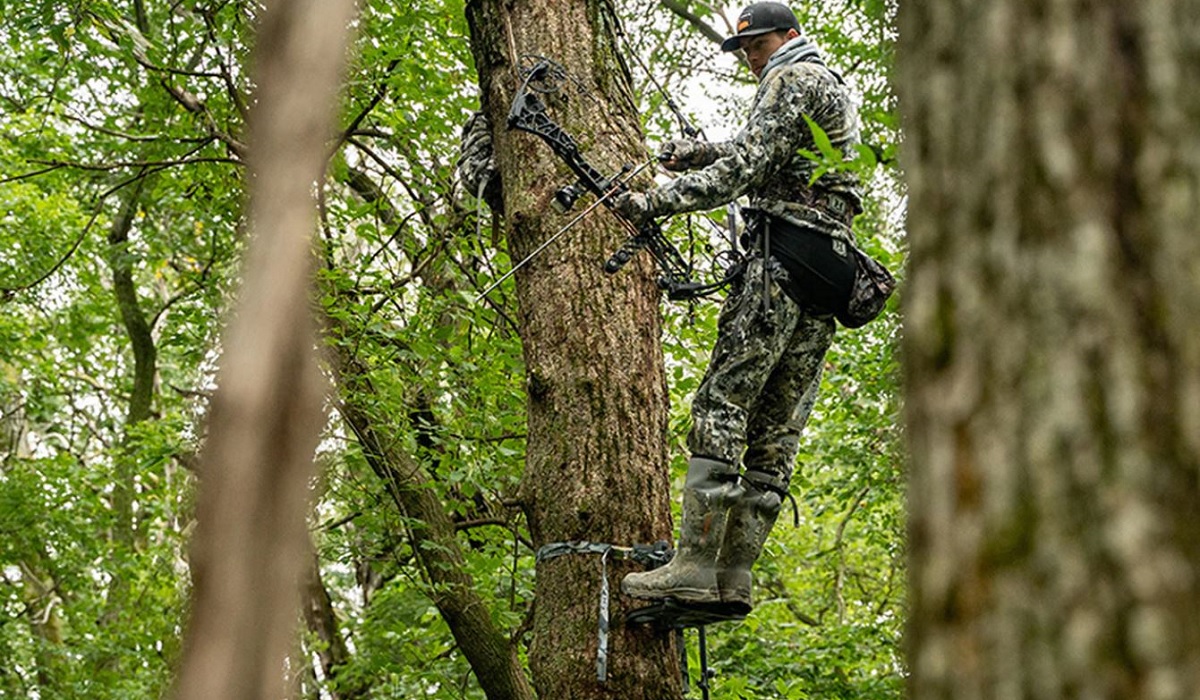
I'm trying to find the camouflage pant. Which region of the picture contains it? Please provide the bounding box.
[687,255,835,490]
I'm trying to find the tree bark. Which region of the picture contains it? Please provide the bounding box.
[302,549,368,700]
[466,1,681,697]
[171,1,355,698]
[898,1,1200,698]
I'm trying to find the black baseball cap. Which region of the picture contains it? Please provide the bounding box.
[720,3,801,52]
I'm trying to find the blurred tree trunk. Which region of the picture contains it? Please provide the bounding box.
[466,0,681,697]
[899,1,1200,697]
[171,1,355,698]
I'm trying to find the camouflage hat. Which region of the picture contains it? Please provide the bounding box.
[720,3,801,52]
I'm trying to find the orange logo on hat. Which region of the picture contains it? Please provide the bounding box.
[738,19,751,31]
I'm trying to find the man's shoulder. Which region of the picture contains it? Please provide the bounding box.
[755,61,856,124]
[768,60,843,90]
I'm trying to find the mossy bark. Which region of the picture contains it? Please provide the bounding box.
[466,0,682,697]
[898,1,1200,697]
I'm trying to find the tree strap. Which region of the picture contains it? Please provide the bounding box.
[535,540,672,682]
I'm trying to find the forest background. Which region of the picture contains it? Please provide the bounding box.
[7,0,900,697]
[6,0,1199,698]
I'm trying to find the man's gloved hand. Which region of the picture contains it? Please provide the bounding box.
[610,191,655,226]
[658,139,709,172]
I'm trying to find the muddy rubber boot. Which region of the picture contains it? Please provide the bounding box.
[621,457,743,604]
[715,478,783,613]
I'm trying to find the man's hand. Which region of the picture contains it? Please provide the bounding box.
[611,191,655,226]
[658,139,709,172]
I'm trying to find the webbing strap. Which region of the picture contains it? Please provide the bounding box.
[536,540,672,682]
[762,218,771,314]
[475,177,487,239]
[535,540,672,567]
[742,468,800,528]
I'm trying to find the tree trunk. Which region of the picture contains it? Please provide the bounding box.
[466,1,681,697]
[171,1,354,698]
[106,178,156,550]
[302,549,368,700]
[99,180,156,672]
[898,1,1200,698]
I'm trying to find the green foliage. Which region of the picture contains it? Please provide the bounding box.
[0,0,903,697]
[0,2,250,697]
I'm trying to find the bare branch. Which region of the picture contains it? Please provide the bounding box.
[59,112,210,143]
[28,155,240,173]
[335,59,400,150]
[659,0,750,70]
[659,0,725,44]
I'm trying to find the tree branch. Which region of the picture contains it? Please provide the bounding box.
[331,369,536,700]
[659,0,725,44]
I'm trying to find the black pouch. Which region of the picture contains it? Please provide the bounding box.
[752,215,895,327]
[835,246,896,328]
[753,216,855,316]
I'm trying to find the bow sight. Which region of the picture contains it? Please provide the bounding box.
[502,56,737,302]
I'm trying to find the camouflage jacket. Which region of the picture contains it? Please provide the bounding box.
[646,40,862,244]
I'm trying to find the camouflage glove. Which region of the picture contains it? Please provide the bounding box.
[658,138,711,171]
[611,191,656,226]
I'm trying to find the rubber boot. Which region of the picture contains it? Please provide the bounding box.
[621,457,743,604]
[715,479,783,613]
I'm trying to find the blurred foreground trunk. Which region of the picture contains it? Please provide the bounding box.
[899,1,1200,697]
[171,1,356,698]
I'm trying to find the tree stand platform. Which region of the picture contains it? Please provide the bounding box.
[626,599,748,700]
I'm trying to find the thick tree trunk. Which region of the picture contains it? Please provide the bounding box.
[898,1,1200,698]
[466,1,681,697]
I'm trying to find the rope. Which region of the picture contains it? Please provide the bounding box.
[535,540,672,681]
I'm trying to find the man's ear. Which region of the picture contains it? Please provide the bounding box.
[786,28,800,40]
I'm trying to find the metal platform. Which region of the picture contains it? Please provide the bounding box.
[625,599,750,699]
[625,598,749,628]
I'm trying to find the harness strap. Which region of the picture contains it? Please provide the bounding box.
[762,217,771,314]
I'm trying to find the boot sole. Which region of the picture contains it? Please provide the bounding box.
[623,584,721,605]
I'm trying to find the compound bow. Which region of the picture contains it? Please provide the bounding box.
[504,56,735,301]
